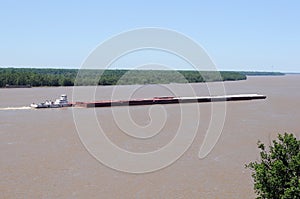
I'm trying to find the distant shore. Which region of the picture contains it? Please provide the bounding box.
[0,67,284,88]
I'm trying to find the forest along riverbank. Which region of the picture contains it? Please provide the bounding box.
[0,68,251,87]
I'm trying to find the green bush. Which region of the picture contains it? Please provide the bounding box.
[246,133,300,199]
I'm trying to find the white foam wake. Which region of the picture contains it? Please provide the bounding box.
[0,106,32,111]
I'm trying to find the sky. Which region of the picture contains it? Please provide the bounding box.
[0,0,299,72]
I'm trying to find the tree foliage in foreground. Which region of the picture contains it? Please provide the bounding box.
[246,133,300,199]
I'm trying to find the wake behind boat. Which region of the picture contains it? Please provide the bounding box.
[30,94,72,108]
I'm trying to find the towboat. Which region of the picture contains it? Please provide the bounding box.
[30,94,71,108]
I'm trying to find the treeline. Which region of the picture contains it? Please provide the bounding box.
[0,68,75,87]
[240,71,285,76]
[0,68,247,87]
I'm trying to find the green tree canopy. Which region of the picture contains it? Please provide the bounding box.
[0,68,248,87]
[246,133,300,199]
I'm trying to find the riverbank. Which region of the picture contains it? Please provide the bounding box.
[1,68,248,87]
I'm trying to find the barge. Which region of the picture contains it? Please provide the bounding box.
[74,94,266,108]
[30,94,266,109]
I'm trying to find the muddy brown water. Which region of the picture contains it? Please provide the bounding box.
[0,75,299,198]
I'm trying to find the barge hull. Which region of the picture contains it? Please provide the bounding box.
[74,94,266,108]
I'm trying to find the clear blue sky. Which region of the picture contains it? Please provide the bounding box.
[0,0,299,72]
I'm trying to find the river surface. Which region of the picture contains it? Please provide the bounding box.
[0,75,300,198]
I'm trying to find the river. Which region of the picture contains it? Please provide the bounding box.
[0,75,299,198]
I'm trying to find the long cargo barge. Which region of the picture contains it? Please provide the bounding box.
[74,94,266,108]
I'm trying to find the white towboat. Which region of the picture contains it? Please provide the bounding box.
[30,94,71,108]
